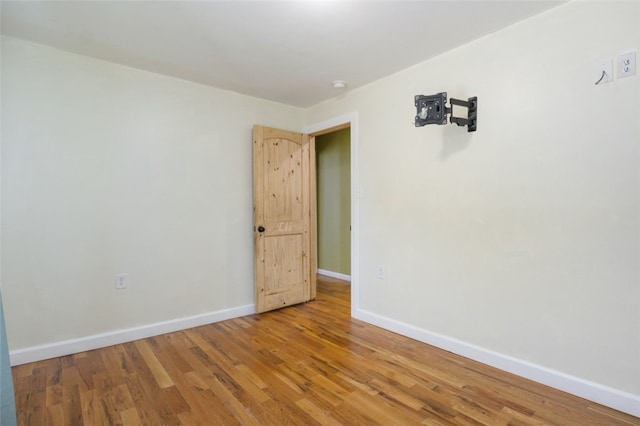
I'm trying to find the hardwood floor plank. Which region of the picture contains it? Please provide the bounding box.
[45,382,62,407]
[177,372,227,423]
[12,363,33,379]
[369,376,425,411]
[21,367,47,426]
[497,406,549,426]
[295,397,340,425]
[116,352,168,425]
[227,367,271,403]
[344,389,419,425]
[234,363,268,390]
[61,383,82,425]
[61,365,88,394]
[12,276,640,425]
[305,375,344,408]
[132,340,174,389]
[119,407,142,426]
[154,332,196,375]
[202,373,261,425]
[79,389,106,426]
[45,403,64,426]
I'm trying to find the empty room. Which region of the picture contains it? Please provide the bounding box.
[1,1,639,425]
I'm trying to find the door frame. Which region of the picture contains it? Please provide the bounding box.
[304,112,359,317]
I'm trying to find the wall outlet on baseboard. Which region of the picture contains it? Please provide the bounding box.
[115,273,128,289]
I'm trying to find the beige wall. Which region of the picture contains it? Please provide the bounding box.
[1,37,304,350]
[316,128,351,276]
[307,0,640,399]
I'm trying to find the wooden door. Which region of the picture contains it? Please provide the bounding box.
[253,125,316,313]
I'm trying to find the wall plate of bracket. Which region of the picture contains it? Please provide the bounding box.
[414,92,477,132]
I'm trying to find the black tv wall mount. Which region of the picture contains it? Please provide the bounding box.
[414,92,477,132]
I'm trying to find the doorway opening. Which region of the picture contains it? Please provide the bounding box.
[306,112,358,317]
[315,127,351,283]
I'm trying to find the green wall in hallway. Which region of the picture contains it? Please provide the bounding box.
[316,128,350,276]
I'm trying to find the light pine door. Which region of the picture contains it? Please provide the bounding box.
[253,125,315,313]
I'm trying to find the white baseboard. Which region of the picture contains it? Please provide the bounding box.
[354,308,640,418]
[9,304,255,366]
[317,269,351,282]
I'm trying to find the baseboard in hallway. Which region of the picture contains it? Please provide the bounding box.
[317,269,351,282]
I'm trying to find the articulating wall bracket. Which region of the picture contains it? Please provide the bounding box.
[414,92,477,132]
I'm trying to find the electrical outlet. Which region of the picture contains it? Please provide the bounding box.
[376,265,385,280]
[115,273,128,289]
[617,51,636,78]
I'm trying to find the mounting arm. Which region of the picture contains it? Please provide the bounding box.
[414,92,477,132]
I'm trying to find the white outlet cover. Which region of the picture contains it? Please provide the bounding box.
[617,51,636,78]
[594,59,613,84]
[115,273,128,289]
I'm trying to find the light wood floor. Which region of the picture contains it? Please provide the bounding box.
[12,276,639,425]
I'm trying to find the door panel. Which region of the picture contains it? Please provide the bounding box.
[265,138,304,222]
[253,125,314,313]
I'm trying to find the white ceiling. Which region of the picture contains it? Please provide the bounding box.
[1,1,565,107]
